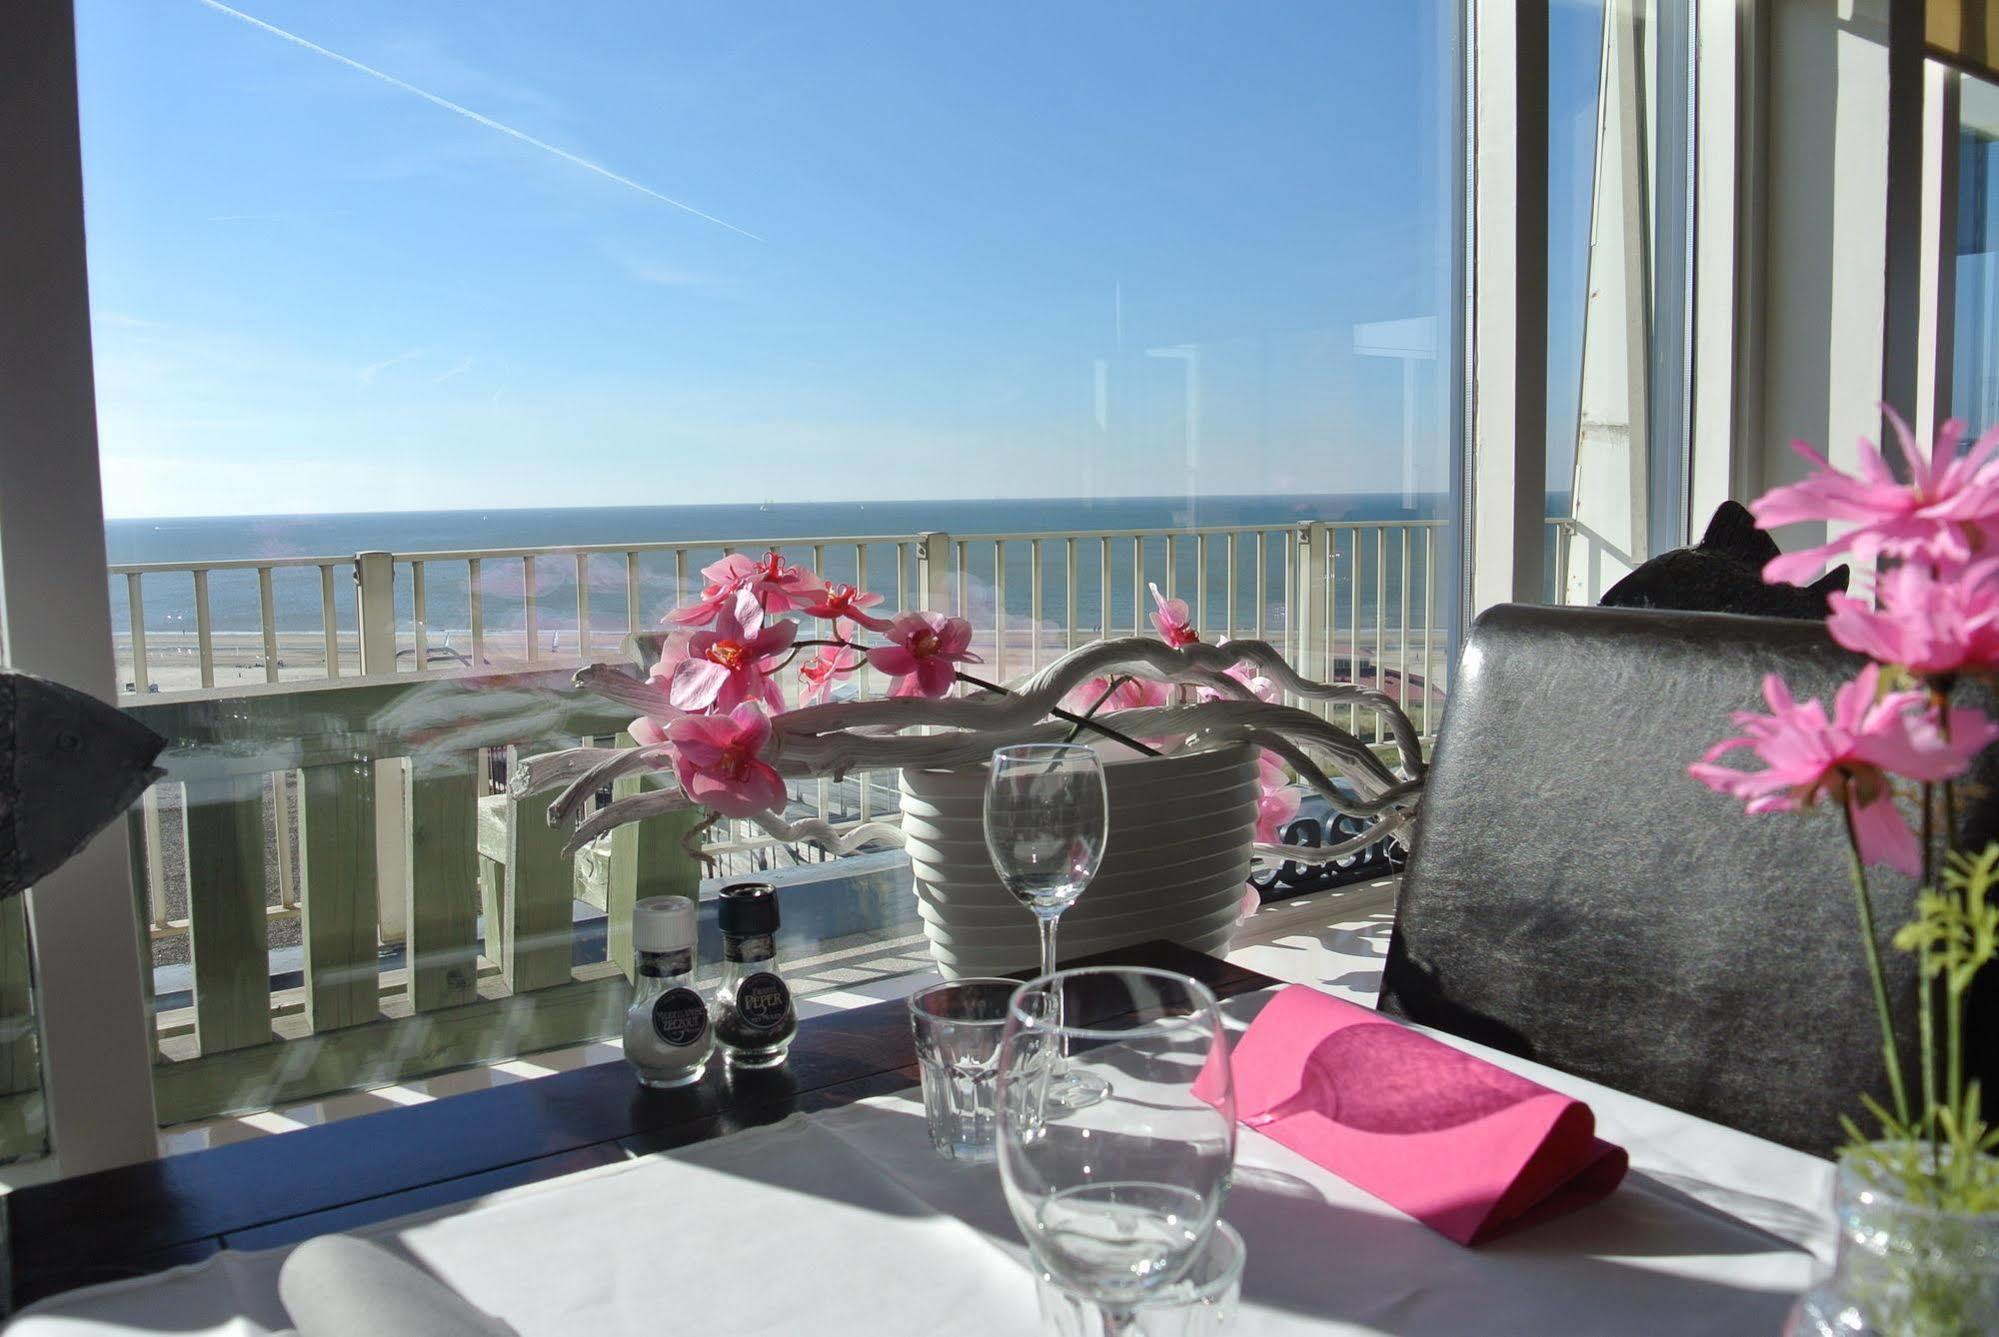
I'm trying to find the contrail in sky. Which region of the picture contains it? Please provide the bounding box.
[195,0,764,242]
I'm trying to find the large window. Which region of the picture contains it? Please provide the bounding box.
[41,1,1467,1158]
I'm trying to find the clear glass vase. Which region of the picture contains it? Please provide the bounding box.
[1789,1149,1999,1336]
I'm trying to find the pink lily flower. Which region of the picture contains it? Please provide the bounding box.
[667,703,788,818]
[1065,675,1171,714]
[797,644,863,706]
[803,582,892,633]
[868,612,981,698]
[666,550,824,625]
[1826,558,1999,680]
[1688,664,1999,874]
[668,595,796,713]
[1149,583,1199,647]
[1752,407,1999,585]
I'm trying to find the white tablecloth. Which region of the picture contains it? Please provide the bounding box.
[6,988,1835,1336]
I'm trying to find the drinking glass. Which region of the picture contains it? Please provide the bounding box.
[908,977,1017,1161]
[984,743,1109,1108]
[1035,1220,1244,1337]
[996,967,1237,1334]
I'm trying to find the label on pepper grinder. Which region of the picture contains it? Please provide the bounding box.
[651,987,709,1048]
[734,972,792,1032]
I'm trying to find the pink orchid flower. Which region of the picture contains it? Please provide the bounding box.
[619,638,697,746]
[867,611,981,698]
[1254,781,1302,846]
[1688,664,1999,874]
[1065,675,1171,714]
[1149,583,1199,647]
[1826,557,1999,680]
[1752,407,1999,585]
[803,582,892,633]
[666,550,823,625]
[628,671,683,747]
[667,703,788,818]
[797,644,863,706]
[1198,643,1279,704]
[1237,882,1263,922]
[668,595,796,713]
[739,550,827,614]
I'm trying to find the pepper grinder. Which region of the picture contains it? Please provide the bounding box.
[712,882,797,1069]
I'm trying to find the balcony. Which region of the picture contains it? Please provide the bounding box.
[0,511,1586,1157]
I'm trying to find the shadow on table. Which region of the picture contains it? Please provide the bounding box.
[1223,1163,1805,1333]
[1243,912,1395,998]
[744,1098,1812,1335]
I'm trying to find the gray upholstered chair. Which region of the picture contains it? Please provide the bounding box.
[1379,603,1999,1156]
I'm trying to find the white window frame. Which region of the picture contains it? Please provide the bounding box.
[1466,0,1550,613]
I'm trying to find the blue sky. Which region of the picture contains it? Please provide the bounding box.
[75,2,1592,518]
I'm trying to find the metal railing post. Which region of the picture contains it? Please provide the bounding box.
[917,531,952,613]
[1299,522,1332,717]
[351,551,406,944]
[354,550,398,676]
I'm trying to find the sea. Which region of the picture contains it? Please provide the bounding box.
[103,492,1471,642]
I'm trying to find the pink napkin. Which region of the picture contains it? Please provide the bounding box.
[1222,986,1627,1245]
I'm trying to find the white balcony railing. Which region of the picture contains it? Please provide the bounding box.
[109,519,1482,719]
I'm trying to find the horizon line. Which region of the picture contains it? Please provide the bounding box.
[100,488,1510,527]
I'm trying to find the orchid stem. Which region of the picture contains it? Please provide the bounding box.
[1064,676,1129,745]
[954,672,1163,757]
[1841,801,1912,1127]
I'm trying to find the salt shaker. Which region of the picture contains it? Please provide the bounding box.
[623,895,711,1088]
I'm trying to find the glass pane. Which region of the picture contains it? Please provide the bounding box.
[1547,0,1695,604]
[1954,73,1999,436]
[75,2,1463,1146]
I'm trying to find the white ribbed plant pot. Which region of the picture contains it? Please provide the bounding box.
[899,742,1260,978]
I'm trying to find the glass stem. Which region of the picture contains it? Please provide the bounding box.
[1099,1306,1137,1335]
[1039,910,1069,1067]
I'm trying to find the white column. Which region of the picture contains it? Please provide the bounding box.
[1688,0,1765,522]
[1468,0,1550,613]
[0,0,160,1171]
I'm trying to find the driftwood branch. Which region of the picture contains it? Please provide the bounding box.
[529,635,1426,863]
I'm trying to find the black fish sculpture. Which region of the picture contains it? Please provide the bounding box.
[1599,500,1849,620]
[0,672,166,899]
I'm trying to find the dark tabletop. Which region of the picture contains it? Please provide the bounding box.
[7,939,1276,1308]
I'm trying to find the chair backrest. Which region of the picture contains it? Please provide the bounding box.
[1379,603,1998,1156]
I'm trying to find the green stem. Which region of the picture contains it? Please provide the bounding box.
[1842,801,1912,1127]
[1920,779,1939,1146]
[1944,775,1964,1129]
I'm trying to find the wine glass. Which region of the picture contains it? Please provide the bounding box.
[996,967,1237,1334]
[984,742,1109,1108]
